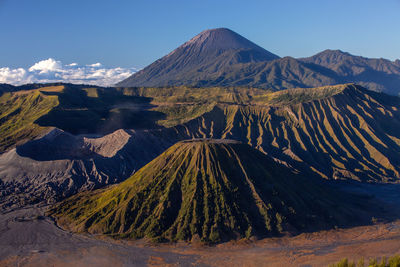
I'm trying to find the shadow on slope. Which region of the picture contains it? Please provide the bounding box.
[50,139,387,244]
[16,128,131,161]
[35,85,166,135]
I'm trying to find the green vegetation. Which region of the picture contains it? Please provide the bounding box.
[329,255,400,267]
[1,82,399,183]
[154,103,215,127]
[50,139,367,243]
[122,86,272,104]
[0,83,349,152]
[35,85,165,134]
[0,84,163,151]
[122,84,346,107]
[0,86,60,153]
[266,84,347,105]
[164,83,400,182]
[1,83,399,183]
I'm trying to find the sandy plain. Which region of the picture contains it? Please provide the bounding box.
[1,182,400,267]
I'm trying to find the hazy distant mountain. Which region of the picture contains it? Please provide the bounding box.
[300,49,400,95]
[117,29,400,95]
[204,56,342,90]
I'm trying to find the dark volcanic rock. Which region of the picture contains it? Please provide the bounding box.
[0,128,177,211]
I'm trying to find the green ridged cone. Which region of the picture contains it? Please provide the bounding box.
[50,139,367,243]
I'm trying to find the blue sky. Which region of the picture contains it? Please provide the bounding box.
[1,0,400,69]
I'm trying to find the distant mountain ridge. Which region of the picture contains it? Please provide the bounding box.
[117,28,400,95]
[300,49,400,94]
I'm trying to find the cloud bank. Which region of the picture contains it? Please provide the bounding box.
[0,58,137,86]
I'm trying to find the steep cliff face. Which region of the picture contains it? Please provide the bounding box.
[50,140,368,243]
[172,84,400,182]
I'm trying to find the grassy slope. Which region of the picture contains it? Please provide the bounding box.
[165,84,400,182]
[329,255,400,267]
[123,85,346,127]
[0,84,338,152]
[123,84,344,106]
[2,83,399,182]
[50,140,367,243]
[0,86,60,153]
[34,85,165,134]
[121,86,272,127]
[129,84,400,182]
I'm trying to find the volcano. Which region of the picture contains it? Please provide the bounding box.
[117,28,400,95]
[50,139,369,243]
[116,28,279,87]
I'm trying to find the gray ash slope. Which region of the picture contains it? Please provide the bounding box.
[0,128,179,211]
[116,28,280,87]
[118,28,400,95]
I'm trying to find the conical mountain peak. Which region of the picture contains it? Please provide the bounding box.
[179,28,272,54]
[50,139,367,243]
[116,29,400,94]
[116,28,279,87]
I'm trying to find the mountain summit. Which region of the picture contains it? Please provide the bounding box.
[173,28,278,59]
[117,29,400,95]
[116,28,279,87]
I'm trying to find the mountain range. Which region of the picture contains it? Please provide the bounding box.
[117,28,400,96]
[2,83,400,212]
[1,27,400,244]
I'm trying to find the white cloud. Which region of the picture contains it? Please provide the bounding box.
[0,67,30,84]
[87,63,102,67]
[0,58,137,86]
[28,58,62,73]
